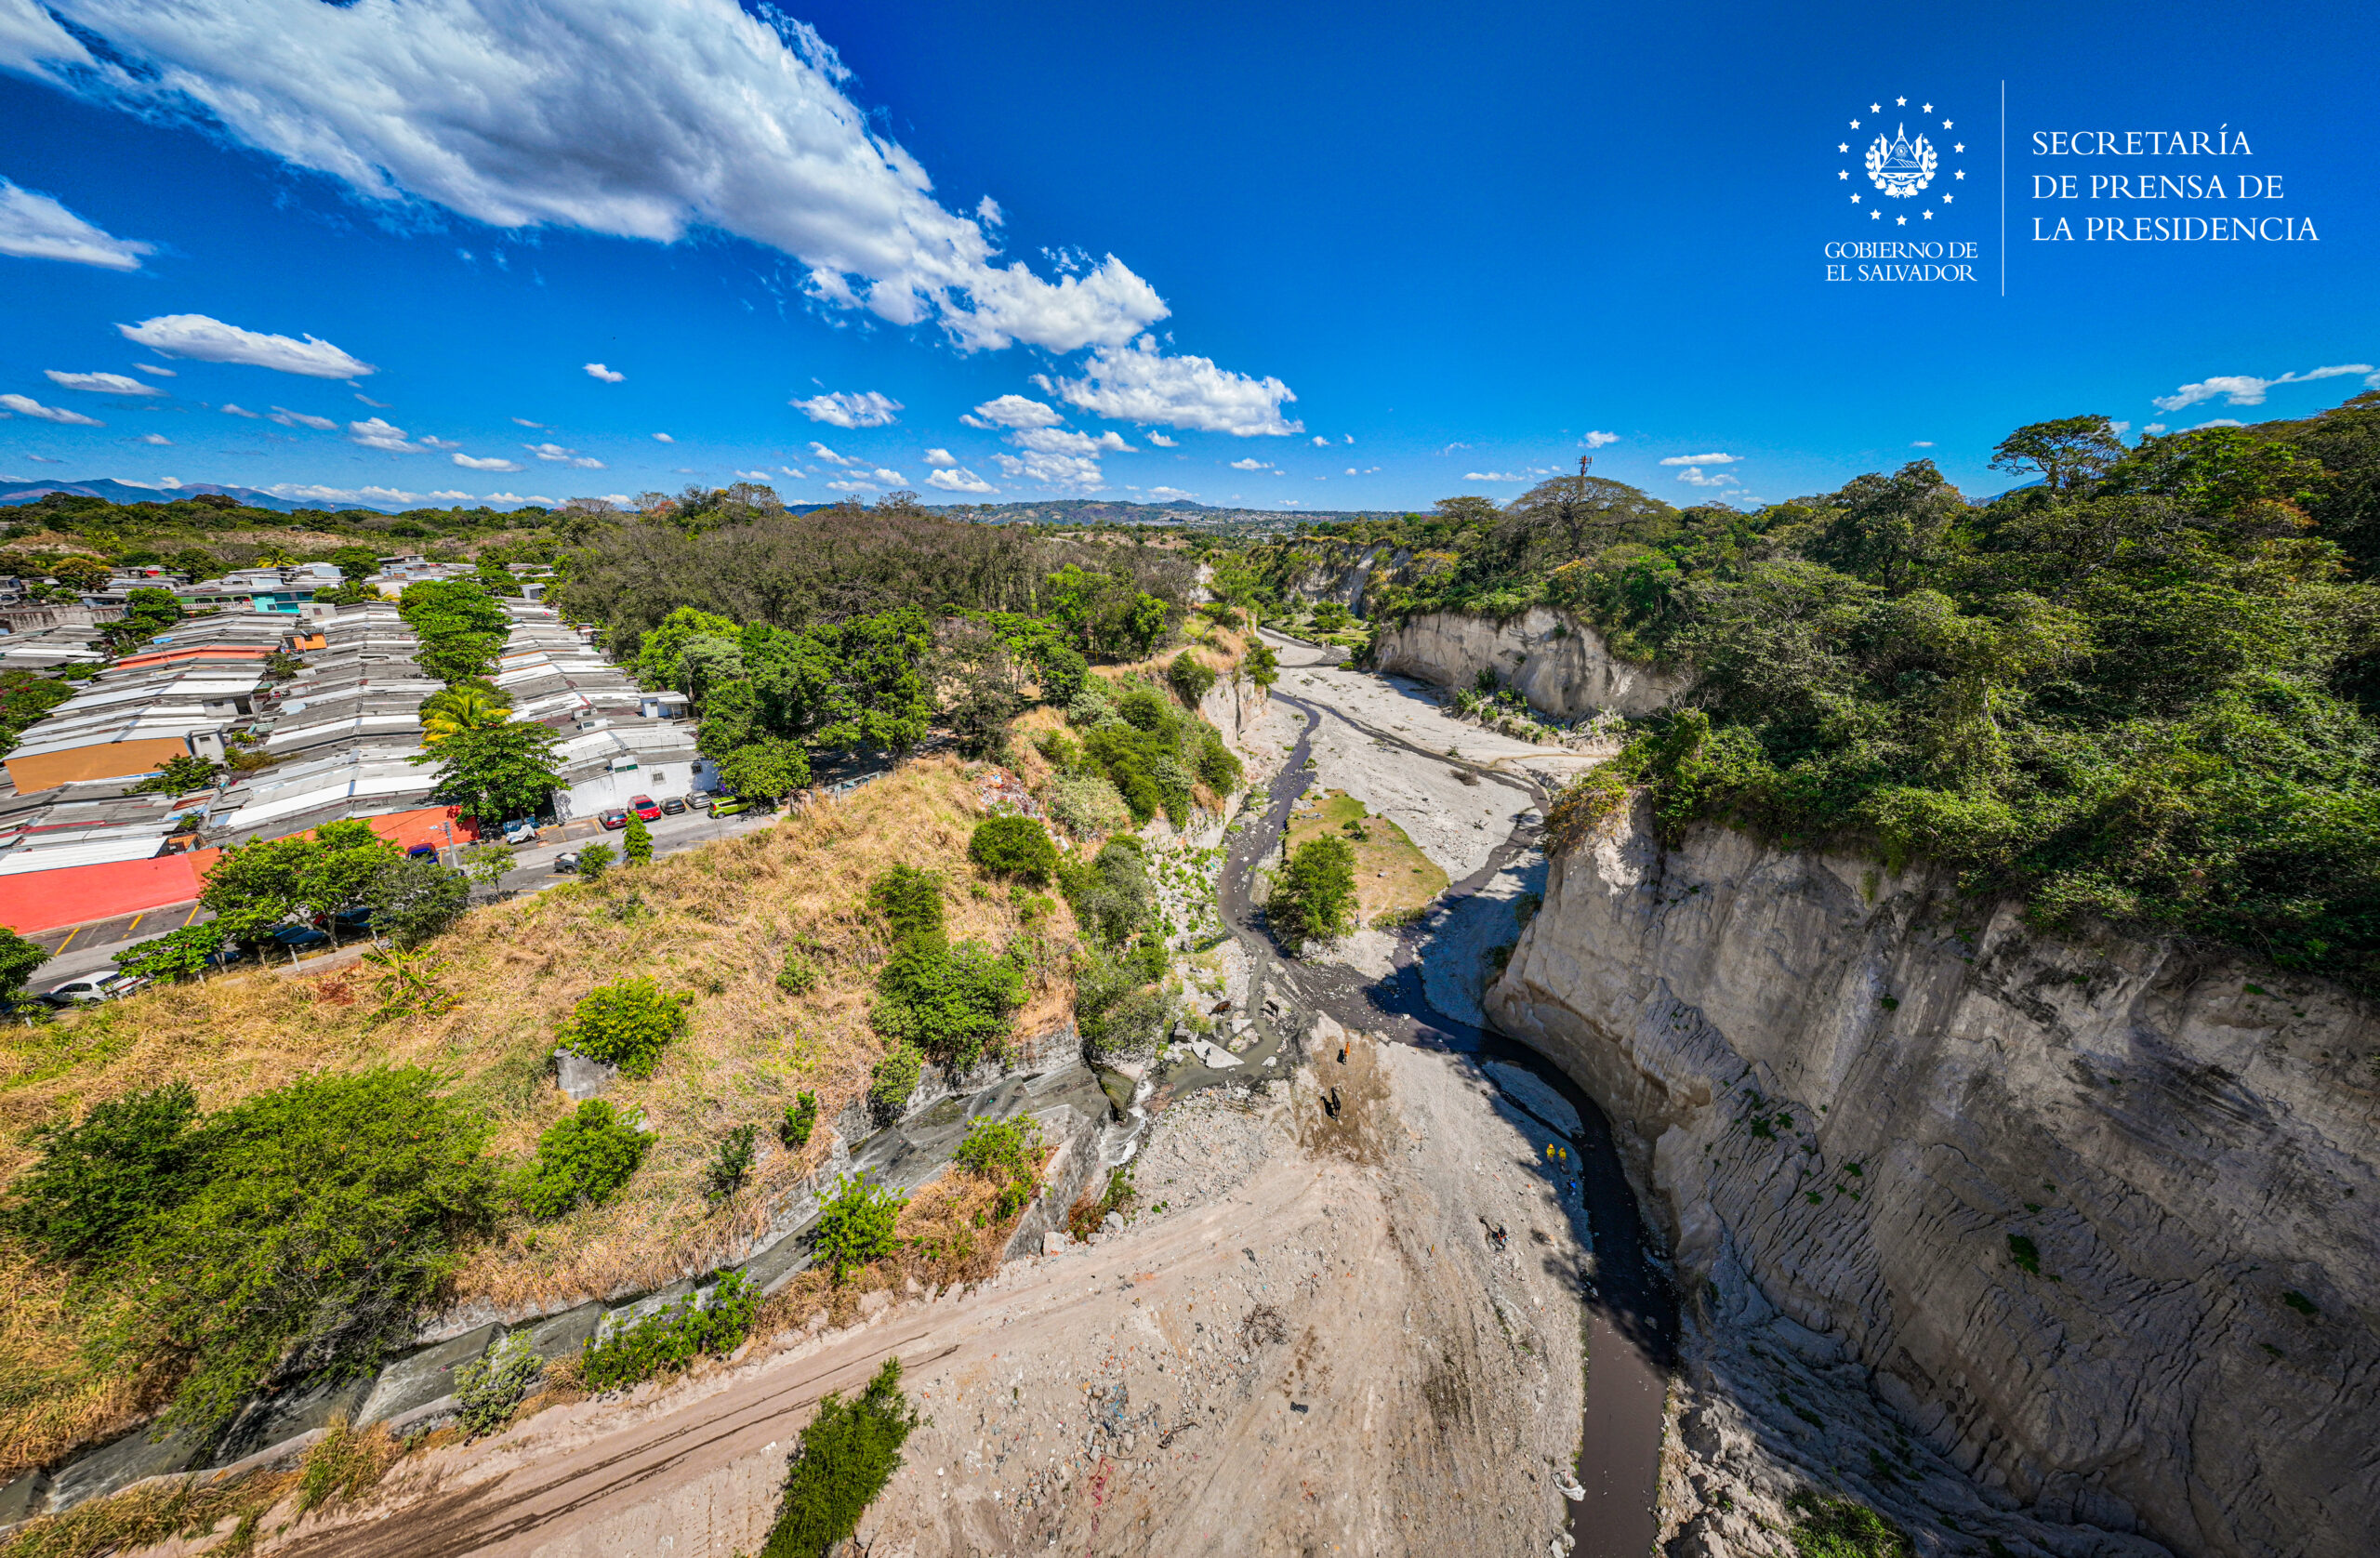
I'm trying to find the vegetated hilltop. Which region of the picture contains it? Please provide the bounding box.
[1223,392,2380,991]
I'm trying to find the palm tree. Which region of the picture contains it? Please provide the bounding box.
[420,685,512,746]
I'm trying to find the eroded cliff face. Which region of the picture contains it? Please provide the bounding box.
[1372,606,1687,717]
[1486,802,2379,1558]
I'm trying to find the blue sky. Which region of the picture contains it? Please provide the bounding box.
[0,0,2373,513]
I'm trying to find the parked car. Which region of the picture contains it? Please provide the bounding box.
[711,797,753,818]
[628,794,662,822]
[40,972,149,1007]
[270,924,331,950]
[553,850,583,874]
[598,809,629,830]
[501,816,540,845]
[659,795,688,815]
[406,843,441,862]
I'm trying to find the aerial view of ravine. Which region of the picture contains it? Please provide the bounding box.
[0,2,2370,1555]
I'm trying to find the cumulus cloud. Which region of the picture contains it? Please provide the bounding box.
[992,450,1101,491]
[779,465,808,480]
[0,393,103,425]
[1658,452,1739,466]
[8,0,1166,353]
[1146,432,1177,447]
[268,406,337,430]
[220,403,258,417]
[1582,430,1620,447]
[870,468,906,482]
[2152,363,2373,413]
[1674,467,1737,487]
[584,362,625,382]
[262,482,429,505]
[1049,336,1299,436]
[526,442,604,468]
[482,491,559,505]
[923,447,958,468]
[1148,486,1197,501]
[928,466,994,494]
[809,442,858,467]
[453,452,522,471]
[1311,435,1328,447]
[736,469,774,481]
[791,389,901,428]
[1461,470,1525,482]
[139,432,170,444]
[0,177,153,269]
[45,369,161,395]
[825,477,877,494]
[118,313,373,376]
[133,363,175,376]
[349,416,420,452]
[653,431,673,442]
[961,394,1064,430]
[1229,456,1269,471]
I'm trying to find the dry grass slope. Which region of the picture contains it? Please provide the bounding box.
[0,759,1078,1479]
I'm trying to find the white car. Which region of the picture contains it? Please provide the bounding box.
[41,972,150,1008]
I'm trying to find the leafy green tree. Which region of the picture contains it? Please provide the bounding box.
[0,924,51,1005]
[760,1356,921,1558]
[634,606,738,686]
[558,977,692,1077]
[518,1101,653,1220]
[869,933,1026,1069]
[1805,460,1964,596]
[199,834,321,948]
[362,854,471,947]
[420,682,512,746]
[1072,943,1171,1064]
[968,814,1057,885]
[114,924,226,984]
[128,754,223,795]
[171,548,224,581]
[1268,835,1356,952]
[866,865,945,936]
[312,577,379,607]
[47,555,110,591]
[413,719,564,823]
[1061,838,1154,945]
[1,1081,210,1265]
[0,668,73,753]
[810,1173,907,1281]
[459,842,517,890]
[102,586,184,651]
[1988,414,2127,495]
[672,634,746,704]
[1167,651,1216,705]
[576,841,616,880]
[329,546,382,581]
[717,738,811,801]
[622,813,654,864]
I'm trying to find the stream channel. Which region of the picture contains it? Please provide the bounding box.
[1150,645,1679,1558]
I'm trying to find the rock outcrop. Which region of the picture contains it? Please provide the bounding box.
[1486,800,2379,1558]
[1372,606,1686,718]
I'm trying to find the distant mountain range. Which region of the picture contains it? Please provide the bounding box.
[0,477,313,513]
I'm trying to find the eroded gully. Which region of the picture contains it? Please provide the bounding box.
[1194,668,1677,1558]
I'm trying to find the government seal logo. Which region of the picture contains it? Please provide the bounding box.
[1837,98,1964,223]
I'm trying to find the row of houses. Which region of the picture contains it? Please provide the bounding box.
[0,594,707,935]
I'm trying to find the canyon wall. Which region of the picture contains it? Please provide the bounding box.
[1371,606,1687,718]
[1486,802,2379,1558]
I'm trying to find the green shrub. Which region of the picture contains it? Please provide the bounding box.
[99,1068,496,1438]
[869,933,1026,1069]
[1034,728,1080,770]
[1073,944,1172,1065]
[518,1100,653,1220]
[453,1331,545,1437]
[1043,771,1130,838]
[760,1356,921,1558]
[780,1090,819,1149]
[1268,835,1357,952]
[0,923,50,1005]
[363,854,473,948]
[776,951,818,996]
[811,1173,907,1282]
[968,814,1058,885]
[558,977,693,1078]
[953,1116,1044,1217]
[868,1041,924,1117]
[575,841,616,880]
[2,1080,210,1265]
[702,1124,760,1204]
[622,814,654,865]
[1243,640,1278,687]
[1785,1488,1913,1558]
[1062,838,1154,946]
[1167,652,1216,705]
[580,1270,760,1391]
[866,865,945,937]
[2006,1233,2042,1274]
[1196,726,1243,792]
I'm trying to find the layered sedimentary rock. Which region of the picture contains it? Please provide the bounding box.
[1487,801,2379,1558]
[1371,606,1686,718]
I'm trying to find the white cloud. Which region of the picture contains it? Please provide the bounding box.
[139,431,171,444]
[0,393,103,425]
[870,467,906,482]
[220,403,258,417]
[1346,467,1357,475]
[1581,430,1620,447]
[991,450,1102,491]
[1911,440,1936,447]
[2144,423,2168,436]
[349,416,420,452]
[923,447,958,468]
[10,1,1169,354]
[1146,432,1177,447]
[354,392,389,407]
[779,465,808,479]
[1659,452,1739,466]
[0,178,153,269]
[453,452,523,471]
[961,394,1064,430]
[736,469,774,481]
[118,313,373,377]
[825,478,877,494]
[1229,456,1269,471]
[44,369,161,395]
[1148,485,1197,501]
[1311,435,1328,447]
[976,195,1003,227]
[583,362,625,382]
[430,489,472,499]
[2188,417,2247,430]
[791,389,901,428]
[482,491,559,505]
[2153,363,2373,412]
[526,442,603,468]
[809,441,858,467]
[927,466,994,494]
[133,363,175,377]
[1462,470,1525,482]
[513,416,545,427]
[653,431,673,442]
[262,482,430,505]
[417,434,458,450]
[1674,467,1737,487]
[1050,336,1299,436]
[268,405,337,430]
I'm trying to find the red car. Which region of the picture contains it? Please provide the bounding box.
[598,808,628,829]
[628,794,662,822]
